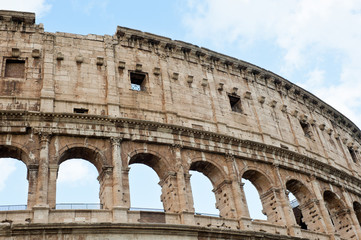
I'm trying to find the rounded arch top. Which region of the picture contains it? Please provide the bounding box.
[189,158,228,188]
[127,149,171,179]
[323,190,346,211]
[241,169,273,195]
[0,143,31,166]
[57,144,108,173]
[286,179,314,205]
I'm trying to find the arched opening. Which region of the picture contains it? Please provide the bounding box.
[286,179,310,230]
[129,163,163,210]
[242,170,278,222]
[242,178,266,220]
[190,170,218,216]
[56,146,105,209]
[56,158,100,209]
[324,190,354,238]
[128,153,167,212]
[353,201,361,226]
[0,157,28,210]
[0,145,30,210]
[190,161,232,218]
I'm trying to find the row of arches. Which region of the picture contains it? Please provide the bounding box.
[0,142,361,238]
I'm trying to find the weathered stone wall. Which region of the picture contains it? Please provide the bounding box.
[0,10,361,240]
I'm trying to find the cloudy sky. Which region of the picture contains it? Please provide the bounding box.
[0,0,360,219]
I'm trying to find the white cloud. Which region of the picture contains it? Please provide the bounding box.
[298,68,325,89]
[0,159,16,191]
[58,159,97,185]
[183,0,361,127]
[0,0,51,17]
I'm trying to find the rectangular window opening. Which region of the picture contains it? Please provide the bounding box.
[130,72,146,91]
[300,121,313,139]
[5,59,25,78]
[228,95,243,113]
[73,108,89,114]
[349,147,358,163]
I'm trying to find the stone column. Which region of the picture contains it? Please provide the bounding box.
[170,145,195,225]
[27,164,38,209]
[298,199,328,233]
[341,189,361,239]
[260,188,285,224]
[225,154,249,219]
[35,132,51,206]
[111,137,125,207]
[121,167,131,209]
[98,166,114,210]
[213,180,237,219]
[171,145,194,212]
[309,175,337,238]
[274,165,301,237]
[47,164,58,209]
[159,171,180,213]
[33,132,51,224]
[181,172,195,225]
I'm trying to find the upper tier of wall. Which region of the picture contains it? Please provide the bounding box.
[0,9,360,183]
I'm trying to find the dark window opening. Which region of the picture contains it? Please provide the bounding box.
[5,59,25,78]
[130,72,146,91]
[73,108,89,114]
[349,147,358,163]
[300,121,313,139]
[228,95,242,113]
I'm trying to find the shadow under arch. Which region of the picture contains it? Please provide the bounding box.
[0,144,31,165]
[353,201,361,227]
[127,149,170,179]
[242,169,272,194]
[57,145,108,173]
[286,179,325,232]
[189,159,226,187]
[323,190,355,238]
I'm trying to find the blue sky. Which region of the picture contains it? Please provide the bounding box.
[1,0,360,219]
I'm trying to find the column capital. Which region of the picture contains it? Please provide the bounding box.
[225,152,235,162]
[37,131,52,143]
[110,137,122,146]
[171,143,183,150]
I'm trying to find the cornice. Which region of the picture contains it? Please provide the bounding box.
[1,110,361,194]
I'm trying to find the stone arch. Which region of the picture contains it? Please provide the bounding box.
[57,144,108,173]
[127,149,178,212]
[54,144,111,209]
[0,144,33,208]
[353,201,361,227]
[323,190,355,238]
[0,143,31,165]
[241,169,273,195]
[190,158,236,218]
[189,158,227,187]
[241,169,283,223]
[286,179,326,232]
[127,149,171,179]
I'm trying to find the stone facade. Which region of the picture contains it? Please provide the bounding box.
[0,10,361,240]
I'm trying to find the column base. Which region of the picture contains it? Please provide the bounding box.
[32,205,50,223]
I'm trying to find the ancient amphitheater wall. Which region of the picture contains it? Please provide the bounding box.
[2,10,361,239]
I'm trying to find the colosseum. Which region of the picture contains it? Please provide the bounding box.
[0,9,360,240]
